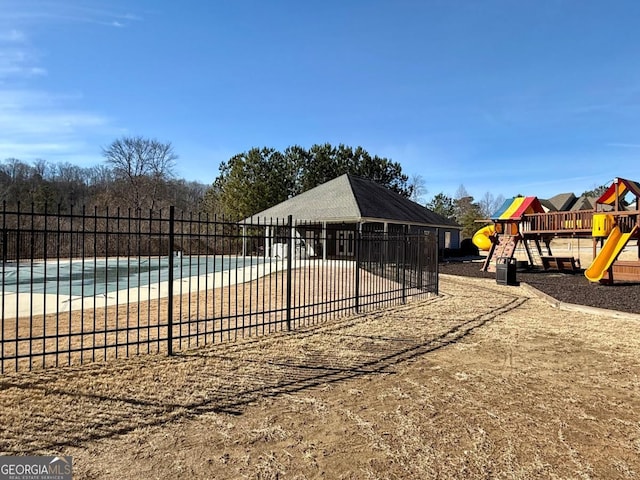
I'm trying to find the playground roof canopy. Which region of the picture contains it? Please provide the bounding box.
[596,178,640,205]
[491,196,545,221]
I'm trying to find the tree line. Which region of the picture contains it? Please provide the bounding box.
[0,136,206,213]
[426,187,505,239]
[202,143,411,221]
[203,143,509,238]
[2,136,508,239]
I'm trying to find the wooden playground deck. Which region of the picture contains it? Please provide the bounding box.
[522,209,640,236]
[480,178,640,283]
[483,209,640,282]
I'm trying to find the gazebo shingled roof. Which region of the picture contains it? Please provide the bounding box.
[241,174,460,229]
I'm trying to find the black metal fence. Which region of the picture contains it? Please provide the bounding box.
[0,203,438,373]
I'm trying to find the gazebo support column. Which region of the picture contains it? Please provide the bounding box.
[322,222,327,261]
[265,226,271,258]
[242,226,247,257]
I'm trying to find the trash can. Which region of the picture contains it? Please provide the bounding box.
[496,257,517,286]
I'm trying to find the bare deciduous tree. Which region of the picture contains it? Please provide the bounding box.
[408,173,427,204]
[479,191,505,218]
[102,136,178,211]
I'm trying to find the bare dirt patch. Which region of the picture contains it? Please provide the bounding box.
[1,275,639,479]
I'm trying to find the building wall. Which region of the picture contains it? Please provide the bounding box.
[296,222,460,258]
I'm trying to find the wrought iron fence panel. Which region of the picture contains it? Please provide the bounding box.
[1,204,438,373]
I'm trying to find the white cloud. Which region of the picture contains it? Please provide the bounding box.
[0,26,45,81]
[0,2,125,164]
[0,141,73,154]
[0,140,104,166]
[0,107,108,135]
[0,29,27,43]
[1,2,144,28]
[607,143,640,148]
[0,105,112,165]
[0,87,113,163]
[0,50,36,78]
[29,66,47,76]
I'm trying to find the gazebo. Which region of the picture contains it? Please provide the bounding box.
[240,174,461,259]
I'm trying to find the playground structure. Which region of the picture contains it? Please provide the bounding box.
[473,177,640,284]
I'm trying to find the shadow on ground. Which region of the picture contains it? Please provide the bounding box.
[0,292,527,455]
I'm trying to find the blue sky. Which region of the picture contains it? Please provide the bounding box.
[2,0,640,202]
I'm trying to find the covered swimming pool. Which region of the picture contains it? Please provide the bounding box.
[0,255,267,296]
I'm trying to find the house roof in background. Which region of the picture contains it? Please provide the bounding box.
[546,192,576,211]
[241,174,460,229]
[539,198,557,212]
[569,196,596,211]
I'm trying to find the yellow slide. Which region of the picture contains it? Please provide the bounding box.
[585,225,639,282]
[472,225,495,251]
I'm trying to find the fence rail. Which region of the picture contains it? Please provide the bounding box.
[1,204,438,373]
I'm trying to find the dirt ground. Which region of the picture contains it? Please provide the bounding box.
[1,274,640,479]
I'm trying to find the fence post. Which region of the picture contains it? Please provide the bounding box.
[402,226,407,304]
[435,228,439,295]
[354,225,361,313]
[417,233,424,290]
[167,206,175,356]
[285,214,293,331]
[15,202,21,263]
[1,202,6,264]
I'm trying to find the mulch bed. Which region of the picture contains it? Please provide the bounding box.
[439,259,640,315]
